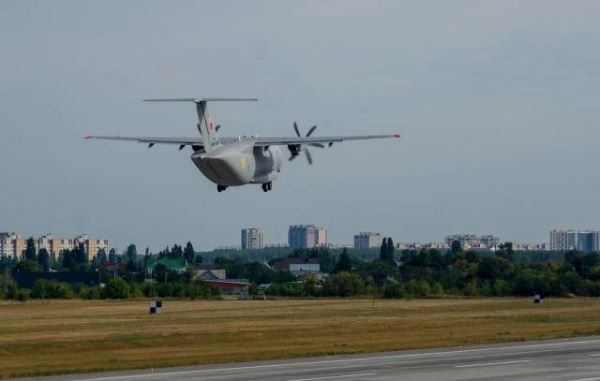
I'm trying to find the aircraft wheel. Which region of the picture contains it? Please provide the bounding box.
[217,185,227,192]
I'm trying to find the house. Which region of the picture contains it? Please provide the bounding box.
[273,258,321,274]
[194,264,226,281]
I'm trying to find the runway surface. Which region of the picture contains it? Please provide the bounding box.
[19,336,600,381]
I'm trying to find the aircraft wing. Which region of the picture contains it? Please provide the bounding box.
[252,134,400,146]
[85,133,400,147]
[85,135,205,146]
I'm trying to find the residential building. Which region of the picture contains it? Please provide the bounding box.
[353,232,383,249]
[194,264,227,281]
[73,235,110,260]
[288,225,328,248]
[0,232,25,259]
[241,228,264,250]
[445,234,500,249]
[550,229,600,252]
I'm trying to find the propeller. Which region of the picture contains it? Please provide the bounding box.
[288,121,325,165]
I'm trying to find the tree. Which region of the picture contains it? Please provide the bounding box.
[16,260,40,272]
[108,248,118,263]
[168,244,182,259]
[125,244,137,262]
[379,237,389,262]
[335,248,352,272]
[38,248,50,272]
[184,242,195,264]
[451,240,462,254]
[23,237,37,262]
[95,248,108,268]
[153,263,169,283]
[103,277,130,299]
[379,237,395,264]
[387,238,395,263]
[496,242,514,261]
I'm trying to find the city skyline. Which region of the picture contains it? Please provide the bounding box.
[8,226,600,253]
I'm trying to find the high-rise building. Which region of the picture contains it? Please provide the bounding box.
[0,232,25,259]
[549,229,600,252]
[445,234,500,249]
[241,228,264,250]
[74,235,110,261]
[354,232,383,249]
[288,225,328,248]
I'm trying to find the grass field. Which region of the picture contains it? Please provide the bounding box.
[1,298,600,378]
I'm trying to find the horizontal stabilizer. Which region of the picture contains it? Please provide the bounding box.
[143,98,258,103]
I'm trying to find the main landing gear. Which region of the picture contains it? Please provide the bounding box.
[217,185,228,192]
[261,182,273,192]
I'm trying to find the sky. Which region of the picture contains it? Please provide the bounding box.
[1,1,600,251]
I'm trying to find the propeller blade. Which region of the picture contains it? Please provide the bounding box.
[308,143,325,148]
[306,125,317,137]
[293,121,301,137]
[305,148,313,165]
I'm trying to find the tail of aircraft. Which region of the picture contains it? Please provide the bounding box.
[143,97,258,151]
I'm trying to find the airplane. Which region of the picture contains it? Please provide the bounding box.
[86,98,400,192]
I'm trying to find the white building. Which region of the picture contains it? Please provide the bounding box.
[550,229,600,252]
[354,232,383,249]
[241,228,264,250]
[288,225,328,248]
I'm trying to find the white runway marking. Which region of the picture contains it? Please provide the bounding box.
[564,377,600,381]
[286,373,376,381]
[67,338,600,381]
[455,359,532,368]
[589,353,600,357]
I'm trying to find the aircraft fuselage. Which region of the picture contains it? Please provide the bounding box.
[191,142,284,187]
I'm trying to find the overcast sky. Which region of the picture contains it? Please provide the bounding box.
[1,1,600,251]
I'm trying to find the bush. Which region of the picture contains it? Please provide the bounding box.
[79,286,101,300]
[323,272,365,296]
[31,280,74,299]
[16,289,30,302]
[103,277,130,299]
[383,282,404,298]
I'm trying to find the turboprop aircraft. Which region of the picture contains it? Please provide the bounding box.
[86,98,400,192]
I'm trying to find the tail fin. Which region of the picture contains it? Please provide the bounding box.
[143,98,258,152]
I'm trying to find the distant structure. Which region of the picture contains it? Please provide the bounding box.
[241,228,264,250]
[0,232,25,259]
[549,229,600,252]
[445,234,499,249]
[353,232,383,249]
[0,232,108,260]
[273,257,321,273]
[288,225,328,248]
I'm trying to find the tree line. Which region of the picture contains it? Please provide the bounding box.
[2,237,600,300]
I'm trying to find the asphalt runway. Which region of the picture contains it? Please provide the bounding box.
[18,336,600,381]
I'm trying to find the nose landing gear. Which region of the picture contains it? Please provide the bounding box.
[261,182,273,192]
[217,185,228,192]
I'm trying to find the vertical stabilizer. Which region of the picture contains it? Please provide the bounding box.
[142,97,258,152]
[195,101,220,151]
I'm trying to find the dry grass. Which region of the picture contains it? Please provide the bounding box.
[1,297,600,378]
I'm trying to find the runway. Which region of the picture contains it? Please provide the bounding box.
[19,336,600,381]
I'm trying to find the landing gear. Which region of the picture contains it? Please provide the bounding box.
[261,182,273,192]
[217,185,228,192]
